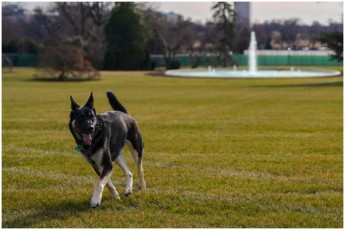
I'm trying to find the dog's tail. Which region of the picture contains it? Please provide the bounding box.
[106,90,128,114]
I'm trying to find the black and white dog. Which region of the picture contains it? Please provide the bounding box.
[69,91,146,208]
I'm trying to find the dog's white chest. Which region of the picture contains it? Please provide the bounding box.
[91,149,104,164]
[83,149,104,165]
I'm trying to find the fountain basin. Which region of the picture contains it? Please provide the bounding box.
[165,68,341,79]
[165,32,341,79]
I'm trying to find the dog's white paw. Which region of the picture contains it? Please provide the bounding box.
[90,194,102,208]
[124,189,132,197]
[139,180,146,190]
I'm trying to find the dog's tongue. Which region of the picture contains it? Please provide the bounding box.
[82,134,92,146]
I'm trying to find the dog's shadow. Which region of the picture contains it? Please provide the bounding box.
[3,199,93,228]
[3,190,144,228]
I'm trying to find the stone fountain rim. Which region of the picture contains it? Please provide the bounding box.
[164,67,341,79]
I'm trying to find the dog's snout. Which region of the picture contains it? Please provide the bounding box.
[86,126,94,132]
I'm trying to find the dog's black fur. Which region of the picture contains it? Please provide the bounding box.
[69,90,145,207]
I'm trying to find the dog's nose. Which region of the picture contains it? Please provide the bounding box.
[86,126,94,132]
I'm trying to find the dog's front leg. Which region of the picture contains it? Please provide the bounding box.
[106,180,120,200]
[90,163,113,208]
[91,164,120,200]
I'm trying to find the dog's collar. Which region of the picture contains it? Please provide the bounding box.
[74,145,91,157]
[75,145,89,154]
[75,145,82,152]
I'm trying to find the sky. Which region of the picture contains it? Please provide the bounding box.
[156,1,343,25]
[8,1,344,26]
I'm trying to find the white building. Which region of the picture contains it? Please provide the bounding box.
[165,12,183,25]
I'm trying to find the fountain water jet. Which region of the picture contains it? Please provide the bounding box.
[165,32,341,78]
[249,31,257,74]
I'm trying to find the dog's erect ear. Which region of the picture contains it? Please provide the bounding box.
[84,92,94,108]
[70,96,80,110]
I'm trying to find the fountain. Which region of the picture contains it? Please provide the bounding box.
[248,31,257,74]
[165,32,341,78]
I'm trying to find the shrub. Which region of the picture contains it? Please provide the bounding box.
[35,43,100,81]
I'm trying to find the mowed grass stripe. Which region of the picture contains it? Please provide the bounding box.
[3,144,341,185]
[2,68,342,227]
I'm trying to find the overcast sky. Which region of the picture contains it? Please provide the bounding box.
[8,1,344,25]
[157,1,343,25]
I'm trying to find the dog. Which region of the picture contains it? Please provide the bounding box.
[69,90,146,208]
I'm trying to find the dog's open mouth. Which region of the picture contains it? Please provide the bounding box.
[82,134,93,146]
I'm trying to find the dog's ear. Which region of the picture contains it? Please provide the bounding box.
[70,96,80,110]
[84,92,94,109]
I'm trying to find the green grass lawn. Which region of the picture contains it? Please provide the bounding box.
[2,67,343,227]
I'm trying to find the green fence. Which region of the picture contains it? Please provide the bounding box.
[151,54,343,68]
[3,53,38,67]
[3,53,342,68]
[234,55,342,66]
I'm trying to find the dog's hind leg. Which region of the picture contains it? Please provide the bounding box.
[115,151,133,196]
[126,141,146,190]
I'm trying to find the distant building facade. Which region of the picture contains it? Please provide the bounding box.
[165,12,183,25]
[234,2,251,54]
[234,2,251,28]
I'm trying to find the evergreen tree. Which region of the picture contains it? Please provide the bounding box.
[317,31,343,62]
[104,3,149,70]
[212,2,235,67]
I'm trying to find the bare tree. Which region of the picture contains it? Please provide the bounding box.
[143,8,197,69]
[55,2,113,38]
[178,21,209,68]
[54,2,113,68]
[144,10,175,69]
[28,7,63,41]
[2,4,27,43]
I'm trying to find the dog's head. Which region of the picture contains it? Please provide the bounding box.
[70,92,97,146]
